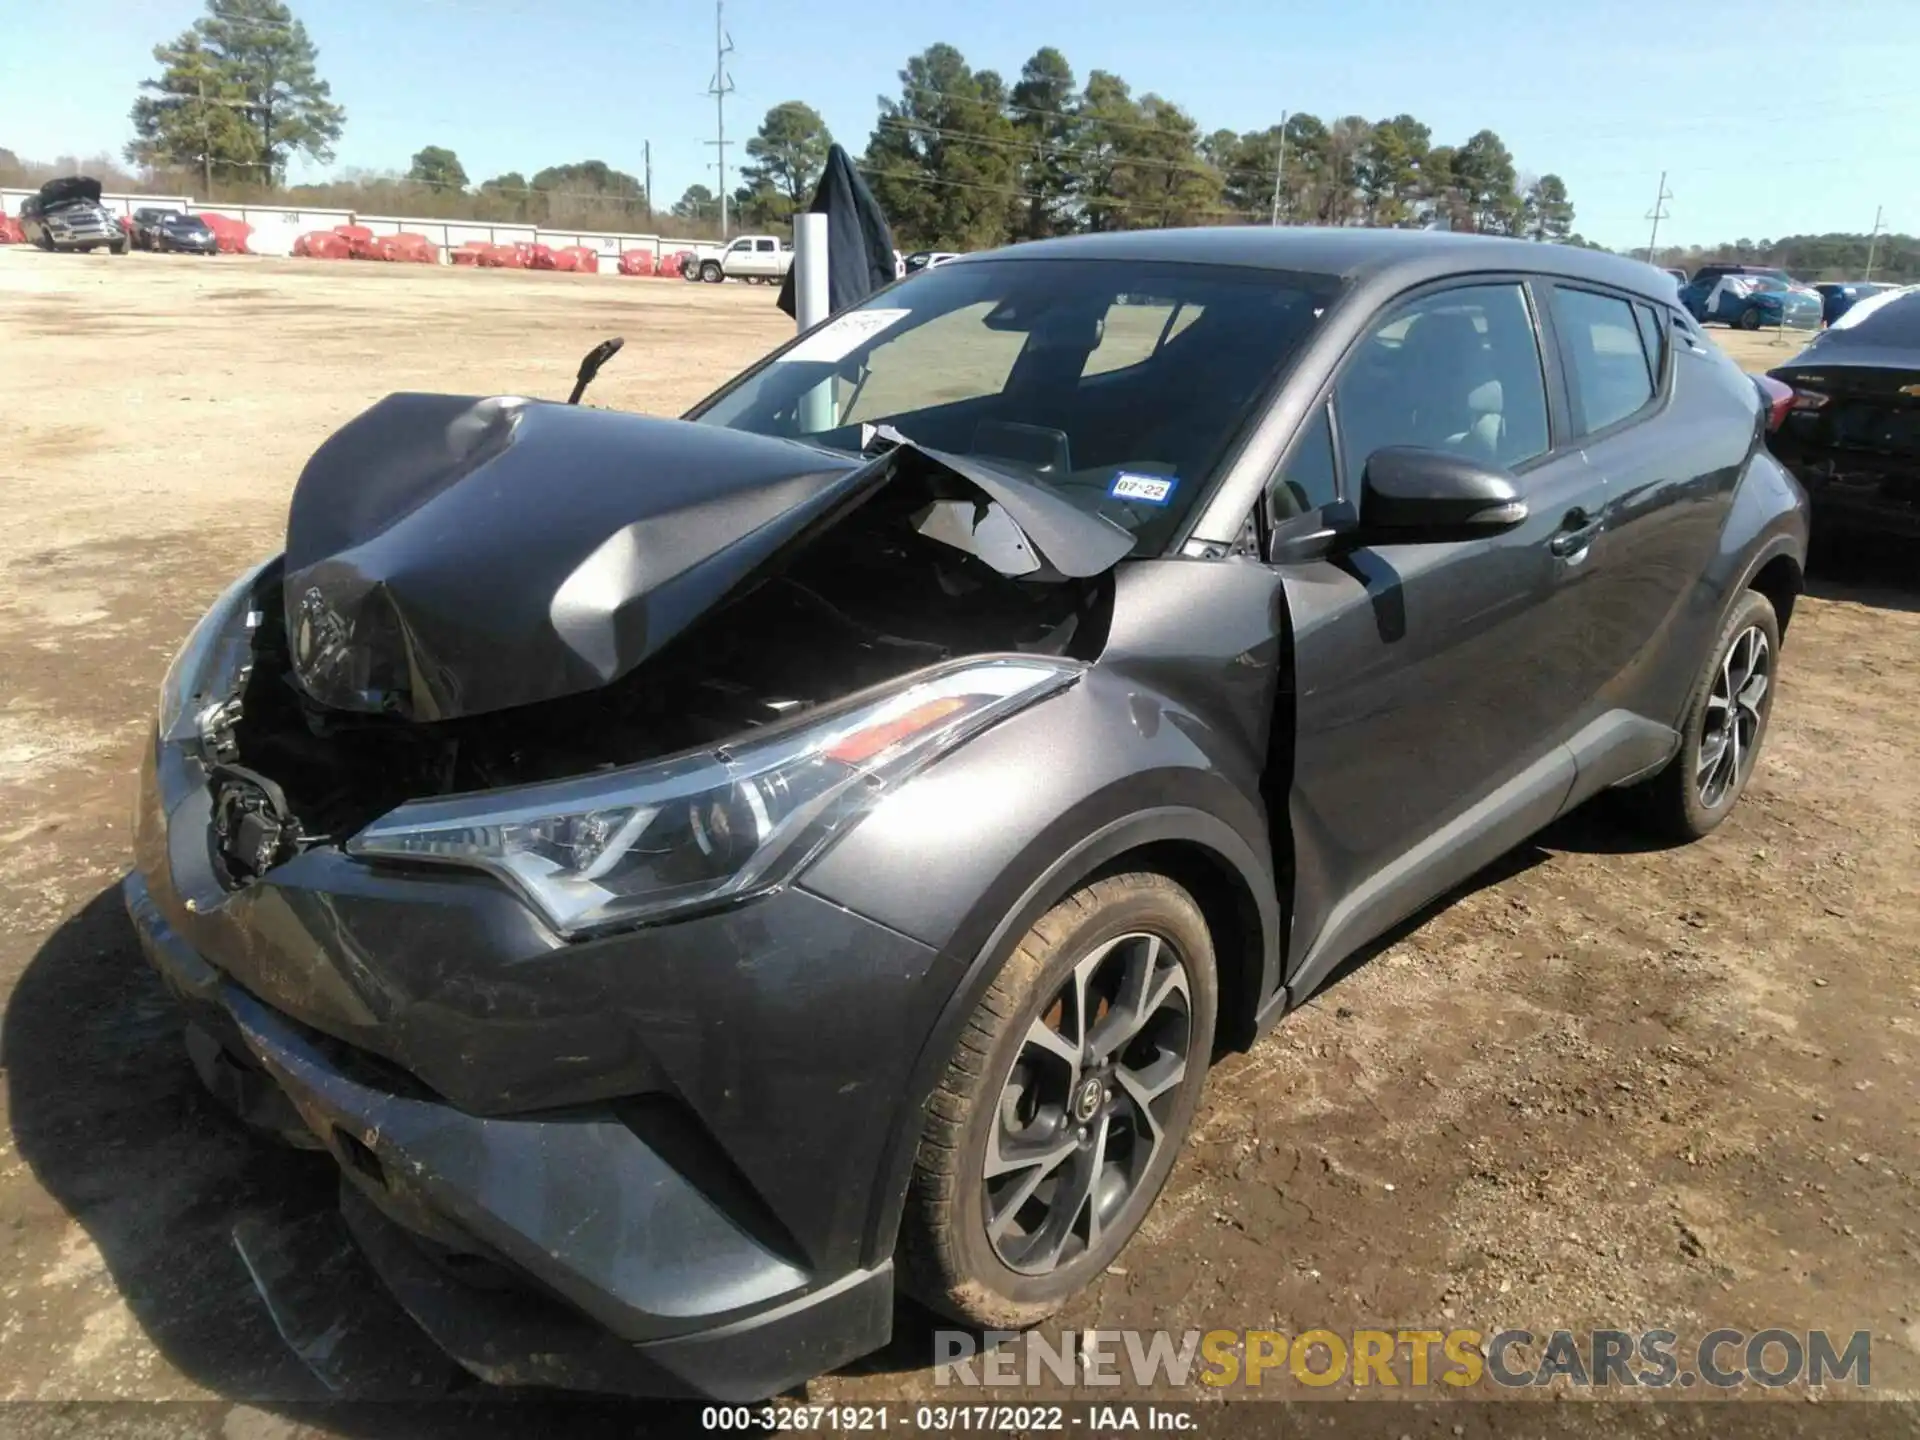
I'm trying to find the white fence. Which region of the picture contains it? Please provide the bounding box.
[2,188,704,265]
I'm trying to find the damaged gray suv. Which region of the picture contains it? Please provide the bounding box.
[126,228,1808,1399]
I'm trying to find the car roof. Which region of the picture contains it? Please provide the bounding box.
[960,225,1681,306]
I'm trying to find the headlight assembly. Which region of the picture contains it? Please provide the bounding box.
[347,656,1082,934]
[157,560,274,746]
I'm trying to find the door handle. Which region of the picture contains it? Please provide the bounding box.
[1549,507,1602,558]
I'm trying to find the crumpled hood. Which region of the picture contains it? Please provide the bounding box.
[282,394,1132,722]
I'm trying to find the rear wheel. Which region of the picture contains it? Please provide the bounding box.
[1621,589,1780,841]
[897,872,1217,1328]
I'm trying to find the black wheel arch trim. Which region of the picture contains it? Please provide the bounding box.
[847,799,1280,1271]
[1731,529,1805,637]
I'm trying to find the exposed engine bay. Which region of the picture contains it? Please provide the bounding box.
[213,480,1110,877]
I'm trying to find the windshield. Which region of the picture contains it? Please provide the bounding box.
[689,257,1341,555]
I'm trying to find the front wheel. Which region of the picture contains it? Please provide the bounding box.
[1738,306,1764,330]
[1621,589,1780,841]
[897,872,1217,1328]
[700,260,723,283]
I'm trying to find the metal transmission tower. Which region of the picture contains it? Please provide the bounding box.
[1642,172,1673,263]
[706,0,736,239]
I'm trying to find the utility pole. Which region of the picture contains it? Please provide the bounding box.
[705,0,735,239]
[1268,111,1290,226]
[198,76,213,199]
[644,140,653,225]
[1864,204,1885,281]
[1642,171,1672,263]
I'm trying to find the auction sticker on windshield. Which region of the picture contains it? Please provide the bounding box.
[782,309,912,364]
[1111,472,1176,505]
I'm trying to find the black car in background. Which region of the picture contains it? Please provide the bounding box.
[147,212,219,255]
[127,228,1807,1400]
[19,176,125,254]
[1769,287,1920,542]
[131,207,181,249]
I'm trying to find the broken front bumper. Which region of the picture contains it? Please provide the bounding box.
[125,728,928,1398]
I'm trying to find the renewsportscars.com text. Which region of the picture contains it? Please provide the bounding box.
[935,1327,1872,1390]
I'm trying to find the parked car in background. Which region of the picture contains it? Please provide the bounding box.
[1812,280,1897,327]
[131,206,183,250]
[19,177,126,254]
[1686,273,1822,331]
[1767,286,1920,544]
[1679,263,1789,320]
[146,212,220,256]
[903,250,961,274]
[681,233,793,284]
[127,228,1806,1403]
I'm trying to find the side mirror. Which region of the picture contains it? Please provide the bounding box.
[1359,446,1529,542]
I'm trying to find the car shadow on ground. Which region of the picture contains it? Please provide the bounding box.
[1804,533,1919,614]
[2,885,712,1435]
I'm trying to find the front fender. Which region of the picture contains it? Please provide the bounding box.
[798,665,1283,1268]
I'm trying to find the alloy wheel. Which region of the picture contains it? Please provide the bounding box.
[981,931,1192,1276]
[1697,624,1770,809]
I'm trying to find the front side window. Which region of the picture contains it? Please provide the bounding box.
[691,258,1342,556]
[1332,282,1551,480]
[1552,287,1656,435]
[728,239,752,253]
[1269,403,1339,523]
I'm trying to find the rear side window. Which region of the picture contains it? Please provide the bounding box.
[1633,302,1666,387]
[1333,282,1551,476]
[1551,287,1656,435]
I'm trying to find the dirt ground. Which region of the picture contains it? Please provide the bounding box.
[0,249,1915,1432]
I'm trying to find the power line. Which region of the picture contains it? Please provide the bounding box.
[853,163,1267,223]
[875,115,1284,190]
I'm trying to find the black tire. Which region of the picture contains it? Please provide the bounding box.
[1621,589,1781,841]
[701,260,723,284]
[1738,306,1763,331]
[897,872,1217,1328]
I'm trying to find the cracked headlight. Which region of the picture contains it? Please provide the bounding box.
[347,656,1082,934]
[157,560,274,745]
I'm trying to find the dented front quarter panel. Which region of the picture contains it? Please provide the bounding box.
[803,555,1288,990]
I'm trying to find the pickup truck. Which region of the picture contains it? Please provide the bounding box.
[681,234,793,284]
[20,176,127,254]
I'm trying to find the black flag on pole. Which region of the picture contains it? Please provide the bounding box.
[778,143,898,321]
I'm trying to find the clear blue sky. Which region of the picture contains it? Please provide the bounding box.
[2,0,1913,249]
